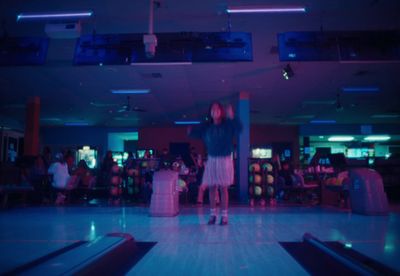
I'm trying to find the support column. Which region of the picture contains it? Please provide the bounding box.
[237,91,250,203]
[24,96,40,156]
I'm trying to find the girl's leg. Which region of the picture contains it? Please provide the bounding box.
[197,184,206,204]
[220,186,229,212]
[208,185,217,224]
[209,185,217,210]
[220,186,229,225]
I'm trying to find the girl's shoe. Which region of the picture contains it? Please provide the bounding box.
[207,215,217,225]
[220,216,228,225]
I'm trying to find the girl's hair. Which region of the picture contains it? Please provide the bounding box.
[207,102,226,124]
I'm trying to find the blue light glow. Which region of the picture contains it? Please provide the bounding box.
[174,121,201,125]
[64,122,90,126]
[344,243,352,248]
[89,221,96,241]
[310,120,336,124]
[341,87,380,93]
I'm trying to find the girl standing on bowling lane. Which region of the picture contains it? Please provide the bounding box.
[188,102,242,225]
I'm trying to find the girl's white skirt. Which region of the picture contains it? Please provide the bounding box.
[202,155,234,187]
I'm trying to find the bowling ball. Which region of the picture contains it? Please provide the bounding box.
[141,161,148,168]
[263,163,273,172]
[127,168,135,176]
[249,175,254,183]
[110,187,121,196]
[111,176,121,185]
[267,175,274,184]
[249,163,261,173]
[111,164,120,173]
[254,174,262,184]
[178,179,187,188]
[254,186,262,196]
[253,163,261,173]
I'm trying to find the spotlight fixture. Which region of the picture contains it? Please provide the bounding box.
[282,64,294,80]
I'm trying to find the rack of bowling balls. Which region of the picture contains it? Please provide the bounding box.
[123,159,160,201]
[248,159,275,203]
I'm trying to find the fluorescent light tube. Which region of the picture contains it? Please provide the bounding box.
[131,62,192,66]
[364,135,391,141]
[17,11,93,21]
[227,6,306,14]
[111,89,150,94]
[328,136,354,142]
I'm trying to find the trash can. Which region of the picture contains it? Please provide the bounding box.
[149,170,179,217]
[349,168,388,215]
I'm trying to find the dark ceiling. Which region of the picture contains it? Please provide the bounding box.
[1,0,400,129]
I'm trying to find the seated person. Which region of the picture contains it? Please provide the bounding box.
[75,159,95,188]
[276,161,305,200]
[48,153,78,204]
[278,161,294,186]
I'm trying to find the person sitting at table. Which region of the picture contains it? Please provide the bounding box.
[48,153,78,205]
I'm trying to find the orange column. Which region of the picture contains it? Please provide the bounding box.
[24,96,40,156]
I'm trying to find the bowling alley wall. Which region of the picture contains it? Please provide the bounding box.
[40,124,299,161]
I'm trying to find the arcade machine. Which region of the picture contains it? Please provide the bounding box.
[111,152,129,167]
[76,146,98,169]
[346,147,375,167]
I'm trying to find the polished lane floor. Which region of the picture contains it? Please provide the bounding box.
[0,205,398,275]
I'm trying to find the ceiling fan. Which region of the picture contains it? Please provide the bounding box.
[117,96,147,113]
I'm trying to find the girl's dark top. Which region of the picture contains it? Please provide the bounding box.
[189,118,242,157]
